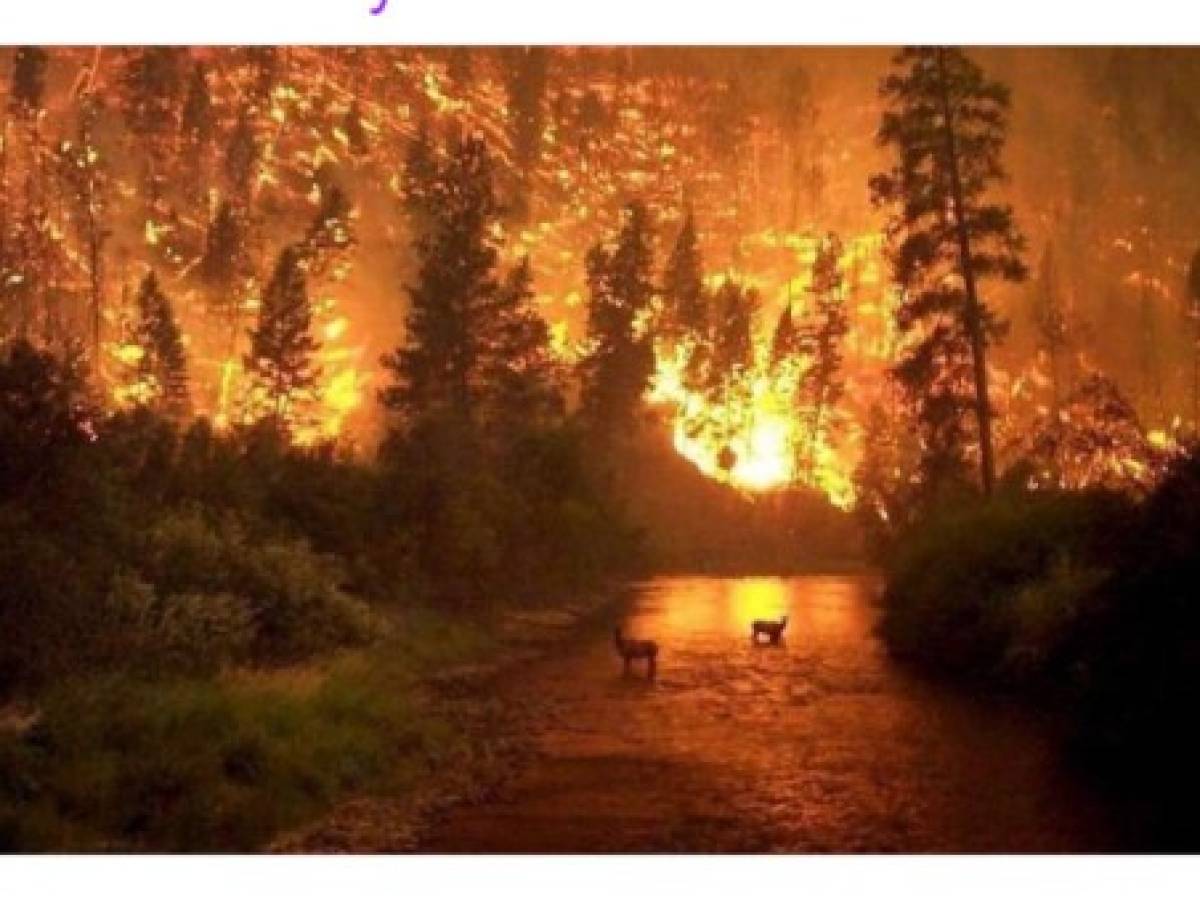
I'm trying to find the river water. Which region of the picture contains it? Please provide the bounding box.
[421,576,1126,852]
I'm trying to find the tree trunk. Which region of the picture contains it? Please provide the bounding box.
[935,48,996,496]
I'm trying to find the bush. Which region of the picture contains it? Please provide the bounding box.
[880,488,1130,680]
[135,508,377,664]
[101,574,256,677]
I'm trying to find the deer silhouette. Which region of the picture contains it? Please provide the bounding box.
[614,627,658,679]
[751,615,789,645]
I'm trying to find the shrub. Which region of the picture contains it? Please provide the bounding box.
[880,488,1130,679]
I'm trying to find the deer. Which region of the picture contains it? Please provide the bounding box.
[613,627,658,679]
[751,615,789,646]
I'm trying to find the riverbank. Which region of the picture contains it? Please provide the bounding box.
[0,589,627,853]
[270,590,629,852]
[876,458,1200,848]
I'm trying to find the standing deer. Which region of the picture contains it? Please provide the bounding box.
[613,627,658,679]
[751,615,789,645]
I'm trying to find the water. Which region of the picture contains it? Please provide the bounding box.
[421,576,1125,852]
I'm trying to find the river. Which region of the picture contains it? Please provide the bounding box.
[420,575,1126,852]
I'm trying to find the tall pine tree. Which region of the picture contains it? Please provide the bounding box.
[870,46,1027,496]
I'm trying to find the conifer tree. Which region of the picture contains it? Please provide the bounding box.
[133,271,190,420]
[796,233,849,474]
[870,46,1027,496]
[707,279,755,401]
[403,123,439,238]
[661,210,707,346]
[245,245,320,420]
[381,135,503,428]
[770,301,800,370]
[199,201,252,317]
[481,255,563,433]
[579,201,657,443]
[4,48,50,341]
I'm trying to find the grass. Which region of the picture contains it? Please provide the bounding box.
[0,608,500,852]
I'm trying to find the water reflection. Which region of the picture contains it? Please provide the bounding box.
[425,575,1124,852]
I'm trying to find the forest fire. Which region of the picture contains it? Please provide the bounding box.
[5,41,1200,858]
[0,46,1191,509]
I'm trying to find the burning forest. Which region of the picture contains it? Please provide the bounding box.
[4,45,1200,853]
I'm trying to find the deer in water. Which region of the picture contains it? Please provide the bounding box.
[613,627,658,679]
[751,615,789,645]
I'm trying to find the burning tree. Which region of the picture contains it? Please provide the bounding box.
[124,270,189,420]
[199,200,254,321]
[704,278,757,470]
[1022,371,1169,493]
[244,245,321,425]
[870,47,1027,497]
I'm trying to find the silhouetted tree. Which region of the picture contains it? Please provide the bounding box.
[245,245,320,421]
[870,46,1027,496]
[796,233,849,474]
[132,271,190,420]
[381,135,503,429]
[661,210,706,344]
[579,201,657,444]
[403,123,439,237]
[199,201,254,341]
[481,255,564,435]
[770,301,800,370]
